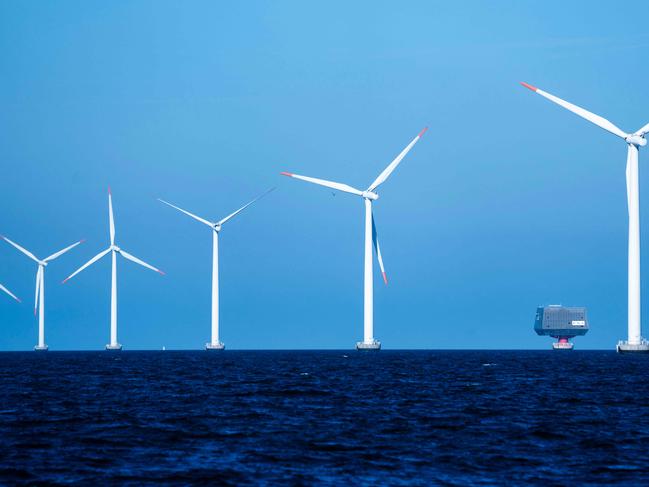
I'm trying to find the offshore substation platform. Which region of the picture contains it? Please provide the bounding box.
[534,305,589,350]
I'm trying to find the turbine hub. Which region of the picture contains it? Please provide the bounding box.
[112,245,121,252]
[39,261,47,267]
[213,224,222,233]
[626,135,647,147]
[362,191,379,201]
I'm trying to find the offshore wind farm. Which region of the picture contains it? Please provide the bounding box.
[3,1,649,485]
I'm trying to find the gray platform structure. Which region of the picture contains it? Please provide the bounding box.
[356,340,381,351]
[534,305,589,350]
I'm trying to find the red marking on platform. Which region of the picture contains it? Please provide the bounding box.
[520,81,538,92]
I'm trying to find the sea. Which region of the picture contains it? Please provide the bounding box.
[1,350,649,485]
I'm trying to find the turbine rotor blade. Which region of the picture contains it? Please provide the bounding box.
[627,145,634,211]
[62,248,111,283]
[368,127,428,192]
[635,122,649,137]
[218,187,276,225]
[158,199,214,227]
[520,82,628,139]
[0,283,20,302]
[119,249,165,275]
[1,236,39,263]
[372,212,388,285]
[34,265,43,315]
[280,172,363,196]
[108,187,116,246]
[44,240,85,262]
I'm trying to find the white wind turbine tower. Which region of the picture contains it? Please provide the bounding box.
[282,128,427,350]
[521,81,649,353]
[63,188,164,351]
[158,187,275,350]
[0,283,20,303]
[1,235,83,351]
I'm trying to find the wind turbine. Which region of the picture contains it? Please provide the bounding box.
[158,187,275,350]
[521,81,649,353]
[1,235,83,351]
[63,188,164,351]
[281,128,427,350]
[0,283,20,303]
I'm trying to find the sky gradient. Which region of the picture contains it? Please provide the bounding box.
[1,1,649,350]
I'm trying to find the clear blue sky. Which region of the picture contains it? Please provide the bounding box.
[1,1,648,350]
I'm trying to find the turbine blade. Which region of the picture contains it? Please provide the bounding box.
[1,235,39,263]
[368,127,428,192]
[44,239,85,262]
[158,199,214,227]
[218,187,276,225]
[627,144,634,212]
[372,212,388,285]
[108,187,115,246]
[635,122,649,137]
[119,250,165,275]
[34,266,42,315]
[62,248,111,283]
[280,172,363,196]
[0,283,20,302]
[520,82,628,139]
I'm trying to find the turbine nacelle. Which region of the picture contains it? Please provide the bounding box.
[362,191,379,201]
[213,224,222,232]
[111,245,121,252]
[626,135,647,147]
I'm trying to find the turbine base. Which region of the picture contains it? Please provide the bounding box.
[34,344,49,352]
[105,343,123,351]
[356,340,381,351]
[617,340,649,354]
[205,342,225,351]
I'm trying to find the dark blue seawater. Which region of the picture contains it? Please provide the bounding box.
[2,350,649,485]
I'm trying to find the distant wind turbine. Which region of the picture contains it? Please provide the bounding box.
[63,188,164,351]
[521,81,649,353]
[0,283,20,303]
[158,187,275,350]
[281,128,427,350]
[1,235,83,351]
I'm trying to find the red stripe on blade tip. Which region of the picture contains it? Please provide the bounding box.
[520,81,538,92]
